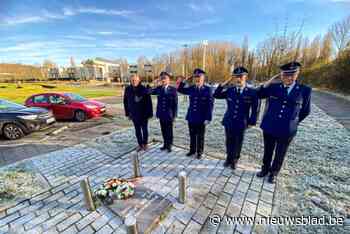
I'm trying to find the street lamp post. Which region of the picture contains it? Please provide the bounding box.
[202,40,208,83]
[182,44,188,77]
[202,40,208,71]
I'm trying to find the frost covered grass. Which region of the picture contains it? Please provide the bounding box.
[0,166,46,207]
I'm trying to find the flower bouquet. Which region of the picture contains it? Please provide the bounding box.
[94,178,135,205]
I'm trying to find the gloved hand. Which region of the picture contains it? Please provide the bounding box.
[204,120,210,125]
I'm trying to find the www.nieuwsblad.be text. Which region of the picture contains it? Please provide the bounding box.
[209,214,345,226]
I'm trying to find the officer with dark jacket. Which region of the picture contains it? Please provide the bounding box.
[257,61,312,183]
[148,71,178,152]
[123,74,153,151]
[177,68,214,159]
[214,67,259,169]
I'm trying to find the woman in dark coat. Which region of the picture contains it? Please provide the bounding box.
[123,74,153,151]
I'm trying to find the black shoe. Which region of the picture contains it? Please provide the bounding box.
[230,163,236,170]
[196,153,202,159]
[136,146,143,152]
[257,170,269,178]
[267,173,276,184]
[186,152,195,157]
[167,147,172,153]
[223,161,230,167]
[160,146,166,151]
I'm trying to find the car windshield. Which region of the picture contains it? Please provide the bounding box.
[64,93,87,102]
[0,99,25,111]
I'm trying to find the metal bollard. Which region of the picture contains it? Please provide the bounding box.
[80,177,96,211]
[178,171,187,204]
[125,215,138,234]
[133,152,141,178]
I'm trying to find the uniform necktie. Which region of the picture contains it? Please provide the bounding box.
[284,86,289,95]
[237,88,241,95]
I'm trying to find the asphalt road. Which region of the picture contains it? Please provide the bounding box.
[311,90,350,131]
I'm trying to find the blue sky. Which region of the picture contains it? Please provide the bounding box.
[0,0,349,65]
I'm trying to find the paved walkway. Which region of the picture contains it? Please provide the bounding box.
[312,90,350,131]
[0,138,277,234]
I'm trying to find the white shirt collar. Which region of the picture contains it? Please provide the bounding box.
[284,81,296,94]
[236,85,246,93]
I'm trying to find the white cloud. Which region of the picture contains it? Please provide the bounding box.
[187,3,214,13]
[1,6,135,26]
[2,16,45,25]
[96,31,114,36]
[64,35,96,41]
[63,7,134,17]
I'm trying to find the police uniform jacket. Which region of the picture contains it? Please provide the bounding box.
[123,84,153,123]
[214,85,259,132]
[177,81,214,124]
[149,85,178,122]
[258,81,311,137]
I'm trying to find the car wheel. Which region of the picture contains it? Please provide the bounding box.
[75,110,87,122]
[3,123,24,140]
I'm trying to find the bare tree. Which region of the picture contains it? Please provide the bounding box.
[330,15,350,53]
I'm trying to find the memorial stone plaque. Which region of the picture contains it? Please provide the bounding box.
[106,184,173,234]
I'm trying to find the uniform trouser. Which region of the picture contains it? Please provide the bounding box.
[225,127,244,164]
[160,120,173,149]
[132,120,148,147]
[262,132,294,175]
[188,123,206,154]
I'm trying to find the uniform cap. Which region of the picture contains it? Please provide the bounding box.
[280,61,301,74]
[232,66,248,76]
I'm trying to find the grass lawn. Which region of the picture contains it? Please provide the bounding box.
[0,83,121,104]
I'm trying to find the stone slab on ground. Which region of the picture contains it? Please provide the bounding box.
[107,185,173,234]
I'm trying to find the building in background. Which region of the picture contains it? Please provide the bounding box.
[48,67,60,80]
[46,57,125,81]
[82,58,122,82]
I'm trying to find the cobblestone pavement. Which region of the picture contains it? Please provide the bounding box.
[0,141,276,234]
[0,97,349,233]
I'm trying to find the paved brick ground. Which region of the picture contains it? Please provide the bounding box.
[0,138,277,234]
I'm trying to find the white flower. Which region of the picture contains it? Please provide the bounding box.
[97,189,107,197]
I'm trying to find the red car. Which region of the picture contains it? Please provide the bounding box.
[25,93,106,122]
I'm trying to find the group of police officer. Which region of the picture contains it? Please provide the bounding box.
[123,61,312,183]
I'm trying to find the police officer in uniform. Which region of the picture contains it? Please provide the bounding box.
[214,67,259,169]
[177,68,214,159]
[257,61,312,183]
[123,74,153,151]
[148,71,178,152]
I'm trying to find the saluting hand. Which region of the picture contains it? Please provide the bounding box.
[221,77,232,86]
[153,78,161,86]
[263,74,280,87]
